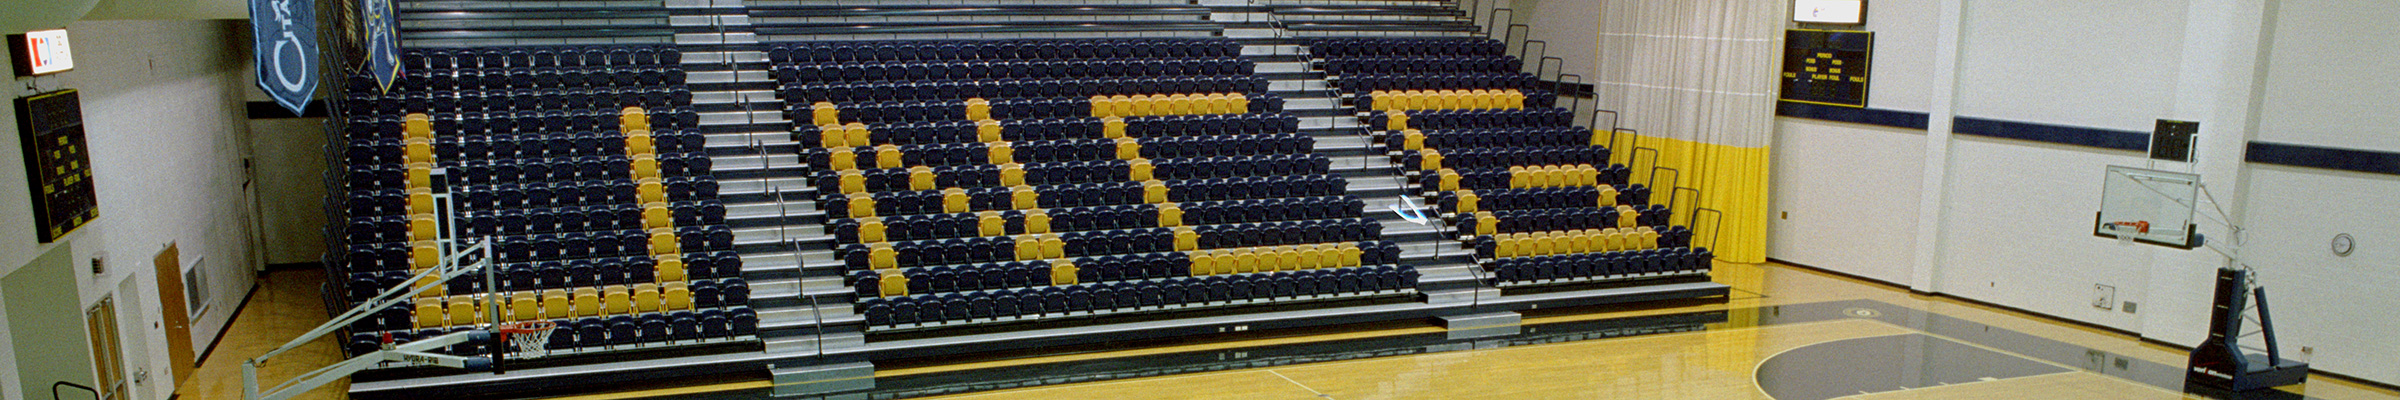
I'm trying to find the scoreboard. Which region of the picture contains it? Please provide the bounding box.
[1780,29,1873,108]
[16,90,96,242]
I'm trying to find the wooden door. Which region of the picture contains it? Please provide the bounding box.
[152,244,196,385]
[84,297,124,400]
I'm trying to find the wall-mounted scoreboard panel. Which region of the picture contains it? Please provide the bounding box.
[16,89,97,242]
[1780,29,1874,108]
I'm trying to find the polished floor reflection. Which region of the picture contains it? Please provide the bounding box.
[185,262,2400,400]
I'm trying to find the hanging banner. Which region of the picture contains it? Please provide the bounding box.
[250,0,318,114]
[362,0,401,93]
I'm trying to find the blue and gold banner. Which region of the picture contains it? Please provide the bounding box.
[363,0,401,93]
[249,0,319,113]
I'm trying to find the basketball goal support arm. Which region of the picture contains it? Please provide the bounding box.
[243,241,495,400]
[253,241,492,363]
[244,330,493,400]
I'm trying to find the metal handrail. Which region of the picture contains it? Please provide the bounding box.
[1691,207,1725,251]
[1590,109,1620,135]
[1556,74,1584,113]
[1670,186,1703,227]
[1648,166,1681,199]
[1487,8,1515,39]
[53,381,97,400]
[1610,128,1642,165]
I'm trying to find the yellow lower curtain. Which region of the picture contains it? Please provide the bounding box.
[1607,131,1771,264]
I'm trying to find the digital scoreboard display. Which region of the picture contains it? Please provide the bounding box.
[1780,29,1874,108]
[16,90,96,242]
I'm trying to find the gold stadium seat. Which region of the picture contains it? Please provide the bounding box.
[603,286,632,316]
[909,166,937,190]
[403,114,433,141]
[447,296,480,325]
[1129,159,1155,181]
[1011,186,1040,210]
[510,292,538,322]
[542,289,572,319]
[846,193,876,218]
[1039,234,1066,259]
[868,243,897,270]
[878,271,909,297]
[413,298,445,329]
[987,142,1014,164]
[638,179,667,204]
[633,283,661,313]
[875,144,903,169]
[644,205,674,230]
[658,257,687,282]
[625,132,655,156]
[979,211,1006,236]
[649,231,680,256]
[1023,209,1052,234]
[1157,203,1183,227]
[573,287,601,317]
[966,98,992,120]
[1103,116,1127,138]
[1049,260,1079,286]
[858,217,887,243]
[664,282,692,311]
[944,188,971,214]
[812,102,840,126]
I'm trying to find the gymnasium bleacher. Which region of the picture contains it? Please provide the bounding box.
[328,44,756,357]
[766,38,1419,331]
[327,1,1729,398]
[1314,37,1715,287]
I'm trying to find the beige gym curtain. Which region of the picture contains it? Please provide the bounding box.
[1592,0,1782,263]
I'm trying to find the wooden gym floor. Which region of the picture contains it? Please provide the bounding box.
[180,262,2400,400]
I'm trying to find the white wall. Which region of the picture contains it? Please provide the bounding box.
[2253,1,2400,153]
[1851,0,1939,113]
[1764,0,1942,285]
[1952,0,2187,130]
[2219,0,2400,384]
[0,19,261,400]
[1760,0,2400,385]
[1765,119,1923,284]
[1932,0,2191,332]
[2241,166,2400,383]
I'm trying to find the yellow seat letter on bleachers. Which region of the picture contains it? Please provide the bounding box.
[1050,260,1080,286]
[879,271,910,298]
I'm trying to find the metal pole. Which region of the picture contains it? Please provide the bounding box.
[2253,286,2282,362]
[482,240,502,372]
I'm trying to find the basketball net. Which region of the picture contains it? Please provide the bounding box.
[498,320,558,359]
[2110,224,2140,245]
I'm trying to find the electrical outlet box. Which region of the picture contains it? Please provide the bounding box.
[2092,284,2117,310]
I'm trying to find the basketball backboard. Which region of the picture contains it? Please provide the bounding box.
[2095,166,2200,248]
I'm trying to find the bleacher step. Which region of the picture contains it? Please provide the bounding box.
[763,331,865,355]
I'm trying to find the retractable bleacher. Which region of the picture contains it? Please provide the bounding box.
[325,43,756,366]
[333,2,1725,398]
[766,38,1421,337]
[1312,36,1716,294]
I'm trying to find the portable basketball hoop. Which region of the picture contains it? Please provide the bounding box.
[498,320,558,359]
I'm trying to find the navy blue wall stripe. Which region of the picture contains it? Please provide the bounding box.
[2246,141,2400,176]
[1951,116,2149,152]
[1775,102,1930,130]
[1778,102,2399,176]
